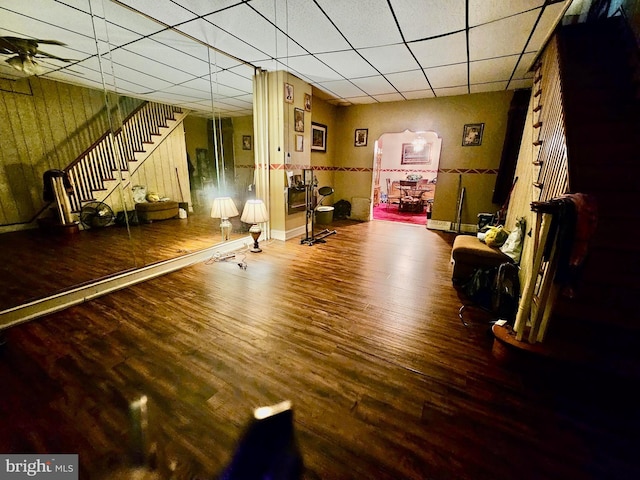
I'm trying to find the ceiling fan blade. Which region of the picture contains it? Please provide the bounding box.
[34,49,73,62]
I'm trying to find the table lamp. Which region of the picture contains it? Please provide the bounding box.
[241,199,269,252]
[211,197,239,241]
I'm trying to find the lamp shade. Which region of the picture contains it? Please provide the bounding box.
[211,197,239,219]
[241,199,269,224]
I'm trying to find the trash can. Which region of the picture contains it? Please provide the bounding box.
[315,206,334,225]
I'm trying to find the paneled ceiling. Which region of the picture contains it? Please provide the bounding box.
[0,0,573,117]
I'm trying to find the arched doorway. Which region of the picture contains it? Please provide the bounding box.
[372,130,442,225]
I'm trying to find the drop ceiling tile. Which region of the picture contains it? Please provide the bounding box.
[350,76,397,96]
[424,63,467,89]
[316,0,402,48]
[101,1,166,37]
[175,18,269,65]
[469,9,540,61]
[402,89,436,100]
[110,48,197,85]
[204,5,305,60]
[164,0,242,16]
[314,79,366,98]
[507,78,534,90]
[385,69,431,92]
[285,55,342,83]
[371,92,406,103]
[527,2,569,51]
[433,85,469,97]
[116,0,198,26]
[470,81,509,93]
[124,35,210,78]
[346,96,379,105]
[250,0,351,54]
[512,52,538,79]
[358,45,420,74]
[468,0,545,27]
[392,0,466,41]
[409,31,467,68]
[469,56,519,84]
[315,50,379,79]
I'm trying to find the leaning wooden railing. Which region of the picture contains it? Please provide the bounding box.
[64,102,183,212]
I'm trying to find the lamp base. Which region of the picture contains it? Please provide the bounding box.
[249,224,262,253]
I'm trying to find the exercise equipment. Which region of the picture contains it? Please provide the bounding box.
[300,170,337,246]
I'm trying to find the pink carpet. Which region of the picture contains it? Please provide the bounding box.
[373,203,427,226]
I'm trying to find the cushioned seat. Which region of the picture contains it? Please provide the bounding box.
[451,234,513,285]
[135,200,179,222]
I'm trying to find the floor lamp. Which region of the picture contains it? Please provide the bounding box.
[211,197,239,241]
[241,199,269,252]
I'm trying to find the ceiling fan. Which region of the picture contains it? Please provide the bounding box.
[0,36,72,76]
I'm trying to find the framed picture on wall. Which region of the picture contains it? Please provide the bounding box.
[401,143,430,164]
[354,128,368,147]
[295,134,304,152]
[462,123,484,146]
[284,83,294,103]
[311,122,327,152]
[294,108,304,132]
[242,135,252,150]
[304,93,312,111]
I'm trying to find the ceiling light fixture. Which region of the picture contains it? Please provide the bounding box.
[6,55,44,76]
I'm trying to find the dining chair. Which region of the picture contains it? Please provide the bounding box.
[385,178,401,210]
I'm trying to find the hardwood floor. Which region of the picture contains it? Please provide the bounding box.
[0,212,246,311]
[0,220,637,479]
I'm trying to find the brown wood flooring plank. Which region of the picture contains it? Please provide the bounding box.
[0,220,638,479]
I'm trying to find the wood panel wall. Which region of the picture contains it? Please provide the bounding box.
[114,123,191,213]
[0,77,113,226]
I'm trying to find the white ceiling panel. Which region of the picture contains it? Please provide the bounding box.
[316,0,403,48]
[283,55,342,83]
[0,0,573,115]
[371,92,406,103]
[424,63,468,89]
[507,78,534,90]
[392,0,466,41]
[116,0,197,26]
[512,52,538,79]
[358,44,419,74]
[433,85,469,97]
[470,81,509,94]
[409,31,467,68]
[344,95,379,105]
[469,56,519,84]
[350,76,397,96]
[527,2,569,51]
[314,80,366,98]
[249,0,351,54]
[175,18,269,64]
[385,70,432,92]
[402,89,436,100]
[468,0,545,27]
[204,5,282,60]
[315,50,379,79]
[469,9,540,61]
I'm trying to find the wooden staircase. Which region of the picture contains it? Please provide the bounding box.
[530,17,640,377]
[64,102,187,213]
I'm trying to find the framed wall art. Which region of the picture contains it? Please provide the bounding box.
[401,143,430,164]
[284,83,294,103]
[295,134,304,152]
[311,122,327,152]
[294,108,304,132]
[354,128,368,147]
[242,135,252,150]
[462,123,484,146]
[304,93,312,111]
